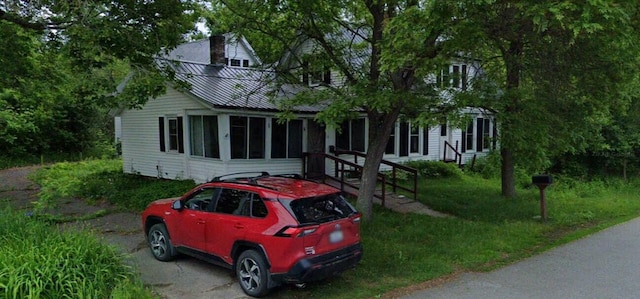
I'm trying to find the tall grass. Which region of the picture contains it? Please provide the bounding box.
[0,207,156,299]
[31,159,195,211]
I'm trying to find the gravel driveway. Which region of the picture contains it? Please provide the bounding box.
[0,166,249,299]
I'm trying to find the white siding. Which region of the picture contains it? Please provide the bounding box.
[120,87,208,180]
[187,159,303,184]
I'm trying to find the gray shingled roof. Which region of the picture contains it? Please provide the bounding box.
[159,59,322,112]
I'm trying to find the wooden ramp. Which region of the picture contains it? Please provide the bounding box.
[323,179,452,218]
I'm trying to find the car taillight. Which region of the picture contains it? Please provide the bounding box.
[275,225,319,237]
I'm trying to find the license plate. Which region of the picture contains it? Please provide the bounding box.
[329,230,344,243]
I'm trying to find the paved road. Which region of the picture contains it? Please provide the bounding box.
[403,217,640,299]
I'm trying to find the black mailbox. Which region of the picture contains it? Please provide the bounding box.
[532,175,553,186]
[532,174,553,221]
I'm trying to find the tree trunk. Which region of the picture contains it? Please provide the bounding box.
[500,39,523,198]
[501,147,516,197]
[356,108,401,222]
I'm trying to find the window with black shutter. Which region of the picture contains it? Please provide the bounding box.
[159,117,165,152]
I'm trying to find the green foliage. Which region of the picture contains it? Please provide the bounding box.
[0,207,156,299]
[33,159,196,211]
[403,160,463,179]
[468,151,502,179]
[78,171,196,211]
[445,0,640,196]
[31,160,124,210]
[469,153,537,189]
[0,21,124,158]
[1,0,201,159]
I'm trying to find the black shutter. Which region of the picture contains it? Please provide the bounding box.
[159,117,166,152]
[461,130,466,153]
[462,65,468,90]
[399,122,409,157]
[422,128,429,155]
[476,118,483,152]
[492,120,498,150]
[177,116,184,153]
[323,68,331,84]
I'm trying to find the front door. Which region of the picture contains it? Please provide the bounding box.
[306,120,326,179]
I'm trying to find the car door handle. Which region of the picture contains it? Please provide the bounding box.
[234,223,244,229]
[197,219,205,224]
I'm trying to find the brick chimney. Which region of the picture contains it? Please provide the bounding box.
[209,35,226,65]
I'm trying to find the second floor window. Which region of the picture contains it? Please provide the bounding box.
[437,64,469,89]
[301,60,331,86]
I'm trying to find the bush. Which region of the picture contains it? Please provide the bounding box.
[0,207,156,299]
[33,159,196,212]
[469,153,534,189]
[78,171,196,211]
[403,160,463,179]
[30,159,123,211]
[467,152,501,179]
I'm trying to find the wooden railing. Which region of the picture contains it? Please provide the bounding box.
[443,140,463,167]
[302,150,418,206]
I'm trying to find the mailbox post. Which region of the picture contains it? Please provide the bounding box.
[532,175,553,221]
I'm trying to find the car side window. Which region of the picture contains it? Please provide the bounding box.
[184,188,216,211]
[215,189,250,215]
[214,189,267,218]
[251,197,268,218]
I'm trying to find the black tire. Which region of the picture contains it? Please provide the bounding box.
[148,223,175,261]
[236,250,270,297]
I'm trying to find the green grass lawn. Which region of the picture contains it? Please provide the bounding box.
[30,160,640,299]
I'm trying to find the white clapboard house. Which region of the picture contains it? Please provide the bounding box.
[115,34,495,183]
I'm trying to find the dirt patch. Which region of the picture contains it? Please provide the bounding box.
[0,166,41,210]
[0,166,142,236]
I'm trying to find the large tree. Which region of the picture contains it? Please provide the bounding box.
[212,0,462,221]
[0,0,201,155]
[450,1,640,197]
[0,0,202,108]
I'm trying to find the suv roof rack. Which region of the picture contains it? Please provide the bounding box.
[210,172,271,183]
[209,172,317,191]
[272,173,303,179]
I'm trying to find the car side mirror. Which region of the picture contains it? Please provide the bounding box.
[172,200,183,211]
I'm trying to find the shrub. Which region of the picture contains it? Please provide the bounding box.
[30,159,123,210]
[403,160,463,179]
[467,152,501,179]
[78,171,196,211]
[32,159,196,212]
[469,153,534,189]
[0,207,156,298]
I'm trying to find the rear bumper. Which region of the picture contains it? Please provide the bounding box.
[271,243,363,285]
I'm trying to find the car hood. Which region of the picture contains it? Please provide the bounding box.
[149,197,180,207]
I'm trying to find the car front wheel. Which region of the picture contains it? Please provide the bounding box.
[236,250,269,297]
[148,223,175,261]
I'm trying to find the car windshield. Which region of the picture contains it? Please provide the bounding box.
[280,193,357,224]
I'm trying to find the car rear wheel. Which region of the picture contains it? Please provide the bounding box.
[148,223,175,261]
[236,249,269,297]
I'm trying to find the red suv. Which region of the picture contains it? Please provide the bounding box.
[141,172,363,297]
